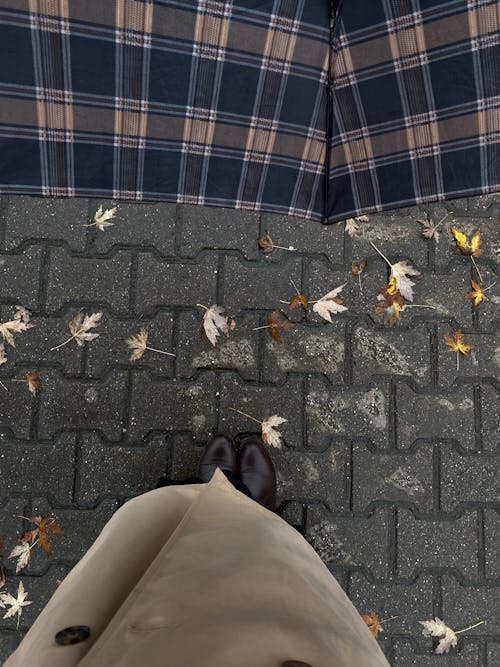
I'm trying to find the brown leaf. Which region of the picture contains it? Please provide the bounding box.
[466,279,487,306]
[125,328,148,361]
[290,294,308,310]
[362,611,384,639]
[258,232,274,254]
[351,260,368,275]
[444,330,473,356]
[375,278,405,326]
[417,214,441,243]
[267,310,293,343]
[25,372,42,395]
[21,516,63,555]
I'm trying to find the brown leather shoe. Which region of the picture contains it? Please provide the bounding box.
[238,437,277,511]
[198,434,237,483]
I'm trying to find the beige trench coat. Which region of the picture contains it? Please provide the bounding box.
[5,470,389,667]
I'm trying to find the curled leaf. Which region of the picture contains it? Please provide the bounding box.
[26,372,42,395]
[375,278,405,326]
[420,618,457,655]
[267,310,293,342]
[290,294,308,310]
[466,279,487,306]
[258,232,274,254]
[450,225,483,257]
[201,305,229,347]
[362,611,384,639]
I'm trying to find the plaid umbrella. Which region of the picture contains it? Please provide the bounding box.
[0,0,498,223]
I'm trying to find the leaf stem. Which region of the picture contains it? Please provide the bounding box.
[456,350,459,371]
[49,335,74,351]
[0,380,8,392]
[196,303,209,311]
[483,281,497,292]
[252,325,271,330]
[290,279,301,296]
[369,241,393,268]
[379,615,399,624]
[401,304,438,310]
[145,346,176,357]
[435,212,452,228]
[358,272,362,292]
[455,620,485,634]
[279,300,290,305]
[228,407,262,425]
[470,256,483,282]
[272,245,296,251]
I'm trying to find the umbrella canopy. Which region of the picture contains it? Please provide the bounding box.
[0,0,498,223]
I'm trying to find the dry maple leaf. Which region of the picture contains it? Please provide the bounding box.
[312,284,348,322]
[125,328,175,362]
[290,294,308,310]
[26,372,42,395]
[8,542,32,574]
[51,312,102,351]
[444,330,473,371]
[21,516,63,555]
[420,617,485,655]
[87,205,118,231]
[266,309,294,342]
[390,260,420,302]
[417,212,451,243]
[375,278,405,326]
[199,304,229,347]
[352,260,368,291]
[466,279,487,306]
[261,415,287,448]
[344,215,369,238]
[257,232,295,254]
[450,225,483,257]
[0,309,32,347]
[0,581,32,628]
[0,342,6,366]
[362,611,384,639]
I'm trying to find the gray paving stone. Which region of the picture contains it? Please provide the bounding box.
[84,312,175,379]
[440,447,500,511]
[305,506,390,578]
[2,196,88,252]
[169,433,204,480]
[28,499,118,568]
[352,321,432,387]
[93,200,176,255]
[441,574,500,636]
[395,384,476,450]
[487,642,500,666]
[397,509,478,579]
[75,433,169,503]
[0,434,76,504]
[352,442,434,511]
[179,204,260,260]
[0,376,35,439]
[128,371,216,442]
[6,565,69,629]
[218,374,304,450]
[0,632,18,665]
[262,321,345,383]
[223,255,302,311]
[135,253,218,314]
[261,211,344,263]
[348,572,434,635]
[411,264,474,329]
[305,377,391,450]
[38,370,128,441]
[45,248,131,314]
[392,640,481,666]
[273,444,349,511]
[484,510,500,579]
[0,246,42,311]
[481,384,500,452]
[177,310,259,381]
[437,327,500,387]
[0,496,31,560]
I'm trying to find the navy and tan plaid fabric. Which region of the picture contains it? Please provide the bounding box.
[0,1,498,223]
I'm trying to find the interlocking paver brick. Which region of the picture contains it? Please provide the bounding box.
[440,446,500,511]
[397,509,478,579]
[177,310,259,381]
[349,572,434,635]
[305,506,390,578]
[391,640,481,665]
[395,384,476,450]
[75,433,169,503]
[45,248,131,314]
[38,370,128,440]
[437,327,500,387]
[261,211,344,263]
[0,497,31,554]
[128,371,216,441]
[28,498,118,569]
[262,321,345,383]
[10,565,70,628]
[135,253,218,314]
[441,574,500,636]
[223,255,302,311]
[306,256,387,323]
[179,204,260,260]
[273,444,349,510]
[487,642,500,666]
[93,201,176,255]
[2,196,88,252]
[218,374,304,450]
[85,312,175,379]
[0,246,42,311]
[169,433,204,480]
[352,442,434,511]
[0,434,76,504]
[0,633,18,666]
[484,510,500,579]
[0,378,35,439]
[305,377,391,450]
[352,321,431,387]
[480,384,500,452]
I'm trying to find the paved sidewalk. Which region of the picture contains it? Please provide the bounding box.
[0,194,499,665]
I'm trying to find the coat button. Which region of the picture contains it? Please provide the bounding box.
[282,662,314,667]
[55,626,91,645]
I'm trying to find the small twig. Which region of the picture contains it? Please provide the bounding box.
[455,620,485,634]
[358,272,362,292]
[49,335,74,351]
[435,212,452,228]
[252,325,271,331]
[456,350,459,371]
[369,241,393,268]
[470,256,483,282]
[272,244,296,251]
[0,380,8,392]
[483,281,497,291]
[401,304,438,311]
[228,407,262,425]
[379,615,400,624]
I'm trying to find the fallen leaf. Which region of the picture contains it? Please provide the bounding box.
[14,306,31,325]
[312,284,348,322]
[362,611,384,639]
[417,214,441,243]
[267,310,294,342]
[51,312,102,351]
[290,294,308,310]
[201,305,229,347]
[0,343,6,366]
[126,328,148,361]
[344,215,369,238]
[450,225,483,257]
[444,330,473,356]
[91,205,118,231]
[8,543,32,574]
[20,516,63,555]
[0,318,30,347]
[419,618,457,654]
[351,260,368,276]
[390,260,420,302]
[25,372,42,395]
[258,232,274,254]
[375,278,405,326]
[0,581,32,627]
[466,279,487,306]
[261,415,287,448]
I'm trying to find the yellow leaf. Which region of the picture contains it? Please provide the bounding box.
[444,330,472,356]
[466,280,487,306]
[450,225,483,257]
